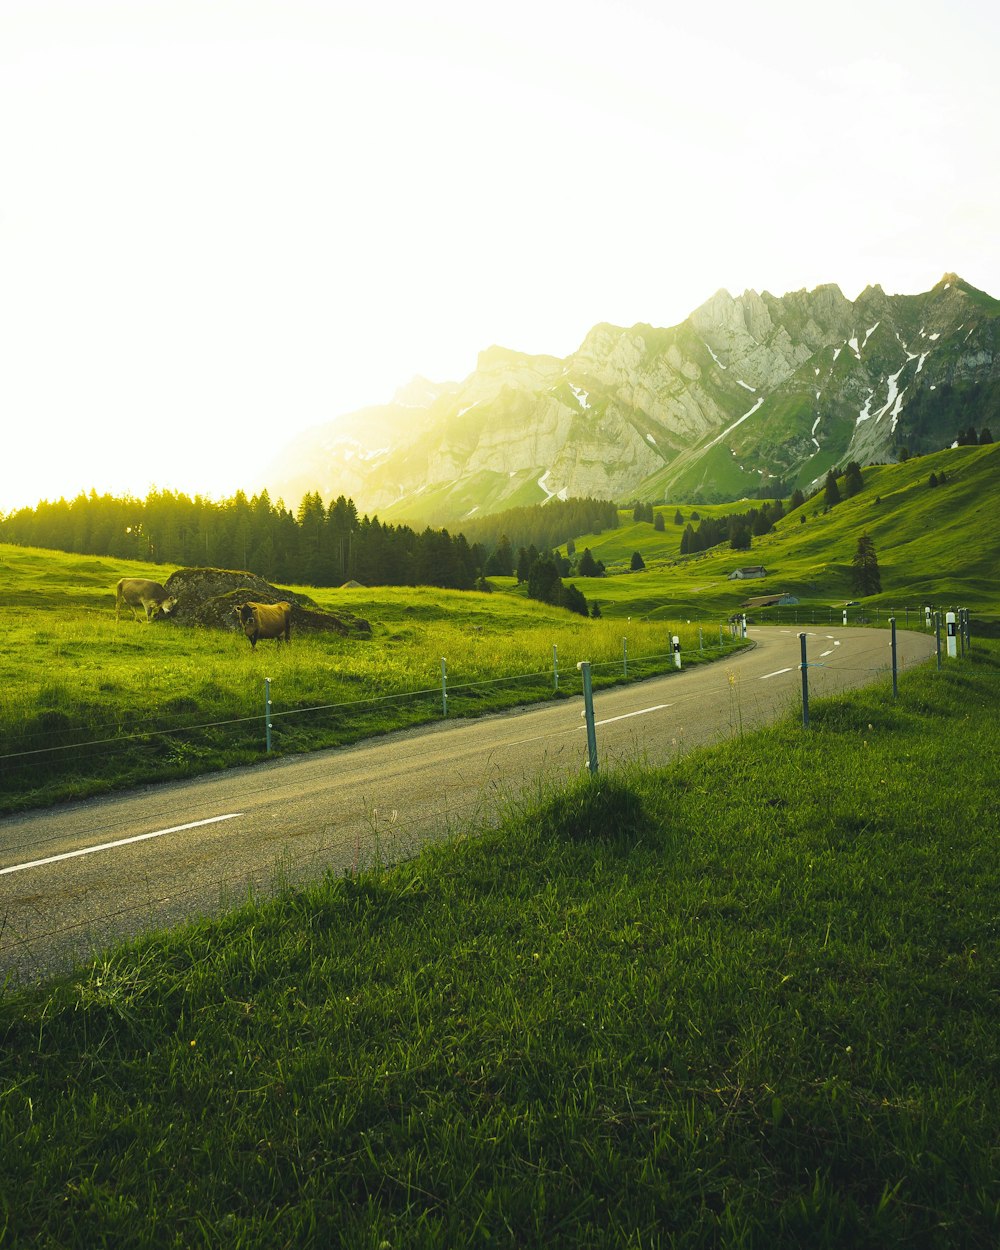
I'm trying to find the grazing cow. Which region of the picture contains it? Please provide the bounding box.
[236,601,293,648]
[115,577,178,623]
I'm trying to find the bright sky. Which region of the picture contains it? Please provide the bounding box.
[3,0,999,512]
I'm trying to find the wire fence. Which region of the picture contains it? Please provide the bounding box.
[1,608,991,806]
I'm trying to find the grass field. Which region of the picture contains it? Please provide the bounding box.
[1,635,997,1247]
[1,446,999,1245]
[0,547,738,812]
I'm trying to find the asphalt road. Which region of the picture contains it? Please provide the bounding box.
[1,625,936,984]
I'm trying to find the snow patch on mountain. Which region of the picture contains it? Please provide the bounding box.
[706,396,765,449]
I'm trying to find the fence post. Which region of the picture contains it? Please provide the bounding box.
[623,636,628,678]
[553,644,559,691]
[440,657,448,717]
[890,617,898,699]
[577,661,598,774]
[799,633,810,729]
[264,677,272,753]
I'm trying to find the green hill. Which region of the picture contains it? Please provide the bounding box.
[561,445,1000,622]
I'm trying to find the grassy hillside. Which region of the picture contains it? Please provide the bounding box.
[3,638,998,1247]
[569,445,1000,621]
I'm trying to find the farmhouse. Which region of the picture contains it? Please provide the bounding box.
[727,565,768,580]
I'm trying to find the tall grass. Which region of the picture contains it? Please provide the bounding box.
[2,640,998,1247]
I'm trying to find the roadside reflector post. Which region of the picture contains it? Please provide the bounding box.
[699,625,704,651]
[441,657,448,716]
[553,644,559,691]
[672,634,682,669]
[935,612,942,670]
[264,677,272,753]
[799,633,810,729]
[577,661,598,774]
[946,611,957,660]
[843,608,848,626]
[890,617,898,699]
[925,605,932,631]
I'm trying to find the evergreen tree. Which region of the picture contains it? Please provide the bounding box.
[484,535,514,577]
[630,550,646,571]
[654,512,665,532]
[577,547,599,577]
[824,470,842,508]
[788,488,806,511]
[590,601,602,619]
[850,532,882,596]
[730,524,752,551]
[527,554,563,606]
[674,509,684,525]
[844,461,864,497]
[560,583,589,617]
[981,427,994,444]
[928,472,939,488]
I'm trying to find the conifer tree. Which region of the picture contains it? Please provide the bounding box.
[850,532,882,596]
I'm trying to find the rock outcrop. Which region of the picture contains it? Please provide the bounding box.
[162,568,371,636]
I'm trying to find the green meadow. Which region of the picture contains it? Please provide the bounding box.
[0,548,735,812]
[2,632,998,1247]
[573,444,1000,621]
[2,444,999,1245]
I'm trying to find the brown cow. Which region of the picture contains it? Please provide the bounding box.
[236,601,292,648]
[116,577,178,623]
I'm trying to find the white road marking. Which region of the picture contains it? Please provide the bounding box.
[591,704,672,728]
[760,668,794,679]
[0,813,243,877]
[820,649,834,658]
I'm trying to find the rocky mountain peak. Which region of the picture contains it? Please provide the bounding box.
[263,273,1000,525]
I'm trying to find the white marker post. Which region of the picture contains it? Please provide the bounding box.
[946,611,957,659]
[843,608,848,626]
[672,634,681,669]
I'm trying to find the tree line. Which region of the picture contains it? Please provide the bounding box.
[456,496,619,557]
[0,488,488,591]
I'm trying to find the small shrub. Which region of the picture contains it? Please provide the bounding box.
[537,773,649,844]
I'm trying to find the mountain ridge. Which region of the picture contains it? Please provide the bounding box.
[263,274,1000,524]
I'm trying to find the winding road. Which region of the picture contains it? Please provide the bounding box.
[1,625,936,983]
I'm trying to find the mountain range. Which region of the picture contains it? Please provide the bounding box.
[263,274,1000,526]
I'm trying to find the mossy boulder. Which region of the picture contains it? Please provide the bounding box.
[162,568,371,636]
